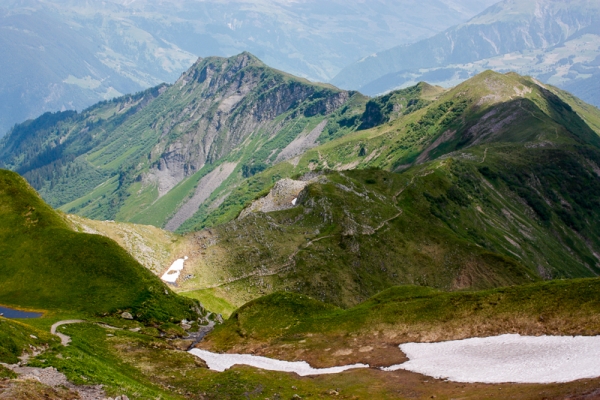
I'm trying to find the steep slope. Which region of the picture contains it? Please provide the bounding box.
[165,71,600,308]
[194,71,600,230]
[0,53,364,231]
[332,0,600,106]
[0,169,204,321]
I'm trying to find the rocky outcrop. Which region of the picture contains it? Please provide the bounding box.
[143,53,349,204]
[275,120,329,163]
[239,176,323,219]
[0,52,354,228]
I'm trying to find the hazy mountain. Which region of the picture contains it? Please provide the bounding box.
[331,0,600,108]
[0,0,499,136]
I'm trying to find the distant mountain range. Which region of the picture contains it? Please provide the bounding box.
[0,0,497,135]
[332,0,600,108]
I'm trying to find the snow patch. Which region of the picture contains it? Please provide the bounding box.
[189,349,368,376]
[383,334,600,383]
[161,256,188,283]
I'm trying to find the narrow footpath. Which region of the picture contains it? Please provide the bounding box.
[50,320,85,346]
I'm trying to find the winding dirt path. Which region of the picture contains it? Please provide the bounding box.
[50,320,85,346]
[203,200,407,289]
[481,147,489,163]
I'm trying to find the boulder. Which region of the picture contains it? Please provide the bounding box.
[121,312,134,320]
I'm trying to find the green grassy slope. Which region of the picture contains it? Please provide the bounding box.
[190,71,600,232]
[180,156,600,309]
[0,318,57,364]
[0,169,203,322]
[163,71,600,308]
[0,53,368,231]
[204,278,600,361]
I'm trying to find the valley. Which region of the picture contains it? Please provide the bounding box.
[1,46,600,398]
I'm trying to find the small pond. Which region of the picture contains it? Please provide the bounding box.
[0,306,42,319]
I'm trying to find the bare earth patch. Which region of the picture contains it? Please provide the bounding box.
[165,162,237,231]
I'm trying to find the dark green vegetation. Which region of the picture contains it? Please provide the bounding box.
[176,70,600,309]
[189,154,600,308]
[189,168,537,308]
[0,169,203,322]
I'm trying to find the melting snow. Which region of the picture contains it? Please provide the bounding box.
[383,334,600,383]
[188,349,368,376]
[161,256,188,283]
[190,335,600,382]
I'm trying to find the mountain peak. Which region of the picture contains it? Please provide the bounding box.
[177,52,266,86]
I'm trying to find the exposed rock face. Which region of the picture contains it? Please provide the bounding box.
[275,120,329,163]
[0,52,354,228]
[141,52,349,211]
[165,162,238,231]
[152,148,188,197]
[239,176,323,219]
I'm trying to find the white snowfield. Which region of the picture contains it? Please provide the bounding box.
[190,334,600,383]
[383,334,600,384]
[188,349,369,376]
[161,257,188,283]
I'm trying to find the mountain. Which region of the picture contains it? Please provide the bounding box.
[35,69,600,312]
[331,0,600,108]
[178,71,600,309]
[0,0,498,136]
[0,168,205,322]
[2,69,600,399]
[0,53,367,232]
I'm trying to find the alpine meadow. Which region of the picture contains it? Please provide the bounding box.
[1,0,600,399]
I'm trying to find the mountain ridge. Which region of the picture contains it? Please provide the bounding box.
[31,68,600,312]
[0,53,363,232]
